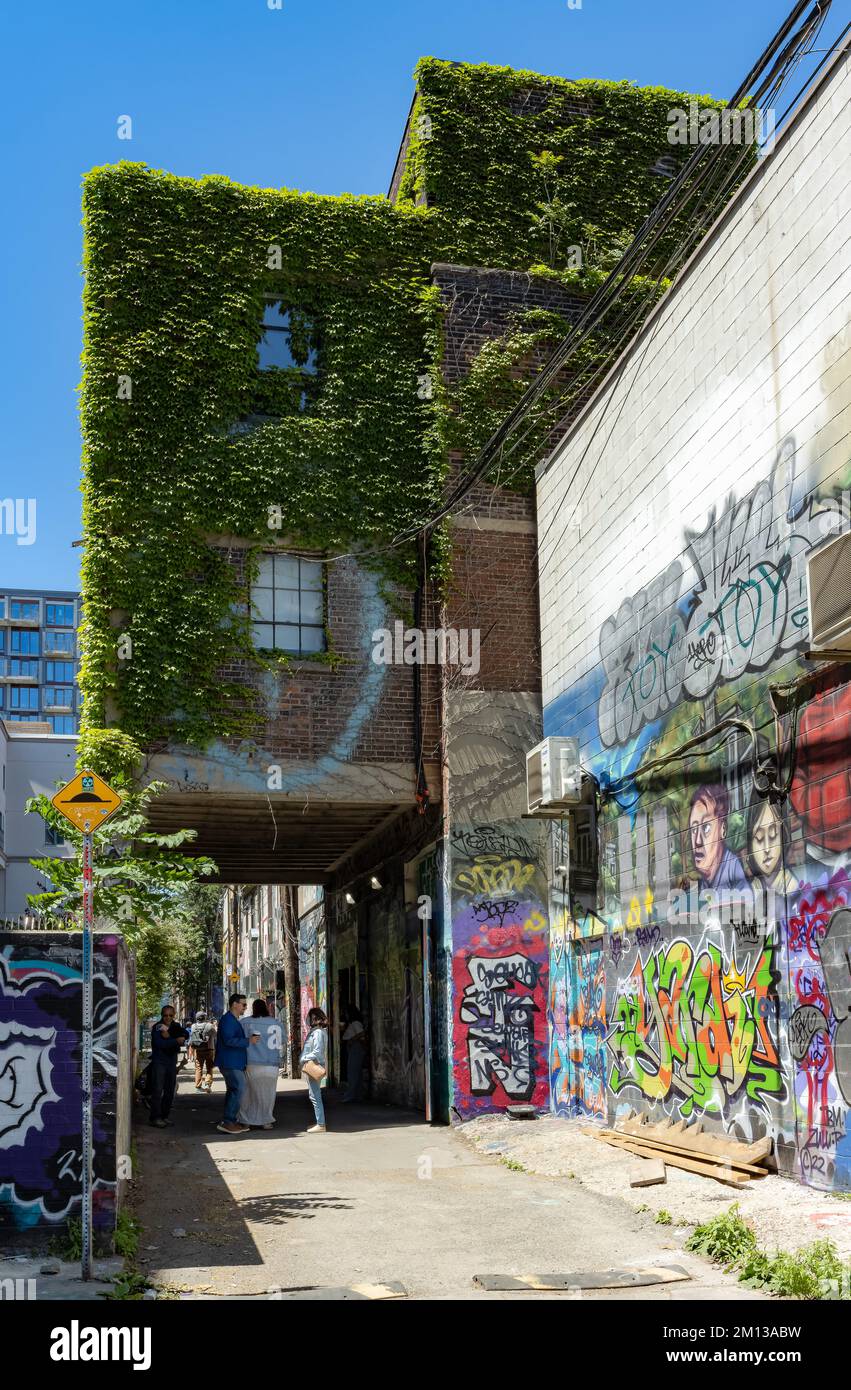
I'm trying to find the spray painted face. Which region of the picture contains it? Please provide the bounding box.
[752,801,782,880]
[0,1022,58,1149]
[689,796,726,882]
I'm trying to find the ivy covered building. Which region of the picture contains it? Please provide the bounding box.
[81,58,724,1121]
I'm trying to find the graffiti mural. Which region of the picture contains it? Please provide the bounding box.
[544,425,851,1187]
[451,822,549,1116]
[607,930,783,1120]
[597,441,851,750]
[0,934,129,1243]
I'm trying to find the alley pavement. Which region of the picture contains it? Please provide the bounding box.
[129,1071,764,1301]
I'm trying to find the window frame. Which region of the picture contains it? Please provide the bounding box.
[250,553,327,658]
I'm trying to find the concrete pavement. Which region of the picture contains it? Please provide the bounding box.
[130,1073,761,1301]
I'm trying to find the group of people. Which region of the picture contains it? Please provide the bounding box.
[146,994,367,1137]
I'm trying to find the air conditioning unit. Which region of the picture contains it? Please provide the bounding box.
[807,530,851,656]
[526,736,582,815]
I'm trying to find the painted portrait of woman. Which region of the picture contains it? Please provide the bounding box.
[745,794,799,903]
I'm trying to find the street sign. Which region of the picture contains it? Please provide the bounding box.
[51,770,122,833]
[49,770,121,1282]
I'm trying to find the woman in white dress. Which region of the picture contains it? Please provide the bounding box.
[237,1000,283,1128]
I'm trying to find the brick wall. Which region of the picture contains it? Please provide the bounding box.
[213,545,420,765]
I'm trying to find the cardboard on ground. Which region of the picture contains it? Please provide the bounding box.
[51,771,122,833]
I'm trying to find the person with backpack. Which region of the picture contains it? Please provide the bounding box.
[188,1011,216,1092]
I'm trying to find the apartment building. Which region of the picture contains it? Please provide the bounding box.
[0,588,81,734]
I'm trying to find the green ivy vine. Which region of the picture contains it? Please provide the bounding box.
[81,60,733,754]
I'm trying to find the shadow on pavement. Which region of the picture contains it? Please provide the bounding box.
[133,1070,423,1278]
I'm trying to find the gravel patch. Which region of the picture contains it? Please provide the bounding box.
[458,1115,851,1259]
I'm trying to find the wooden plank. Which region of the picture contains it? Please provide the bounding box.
[619,1116,771,1165]
[629,1159,667,1187]
[588,1132,751,1188]
[473,1266,690,1292]
[596,1128,769,1177]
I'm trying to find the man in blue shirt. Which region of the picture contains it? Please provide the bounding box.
[215,994,260,1135]
[149,1005,189,1128]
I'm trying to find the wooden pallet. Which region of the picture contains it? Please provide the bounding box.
[619,1115,771,1165]
[581,1115,772,1189]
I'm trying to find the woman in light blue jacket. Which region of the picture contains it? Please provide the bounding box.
[300,1007,328,1132]
[238,999,283,1128]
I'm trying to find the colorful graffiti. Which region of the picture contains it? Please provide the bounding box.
[597,440,851,749]
[549,907,607,1119]
[607,931,783,1120]
[0,935,125,1241]
[451,822,549,1116]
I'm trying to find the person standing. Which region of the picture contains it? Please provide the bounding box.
[215,994,259,1136]
[237,1000,283,1128]
[149,1005,189,1129]
[341,1004,367,1103]
[300,1007,329,1133]
[188,1010,216,1092]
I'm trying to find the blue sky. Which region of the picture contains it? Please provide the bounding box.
[0,0,841,590]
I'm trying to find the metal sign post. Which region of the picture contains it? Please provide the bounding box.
[418,894,433,1124]
[81,829,94,1281]
[51,770,122,1283]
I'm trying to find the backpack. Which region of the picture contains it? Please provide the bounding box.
[189,1021,212,1048]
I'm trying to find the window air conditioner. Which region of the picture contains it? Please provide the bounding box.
[806,530,851,658]
[526,736,582,815]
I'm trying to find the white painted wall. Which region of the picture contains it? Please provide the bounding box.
[537,49,851,742]
[0,727,77,916]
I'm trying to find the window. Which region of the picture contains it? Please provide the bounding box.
[48,715,75,734]
[257,300,318,373]
[11,630,39,655]
[251,554,326,655]
[45,661,74,682]
[0,631,4,652]
[43,687,73,708]
[10,600,39,621]
[45,603,75,626]
[10,659,38,678]
[10,686,39,709]
[7,712,39,723]
[46,824,66,845]
[46,631,75,654]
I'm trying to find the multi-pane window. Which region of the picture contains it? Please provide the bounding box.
[251,554,325,655]
[257,300,318,373]
[43,687,73,708]
[45,661,74,682]
[45,603,75,626]
[10,687,39,709]
[48,715,75,734]
[10,659,38,678]
[7,712,39,723]
[45,631,75,654]
[11,630,39,655]
[10,600,39,621]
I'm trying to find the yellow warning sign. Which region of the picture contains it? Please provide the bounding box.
[51,770,122,833]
